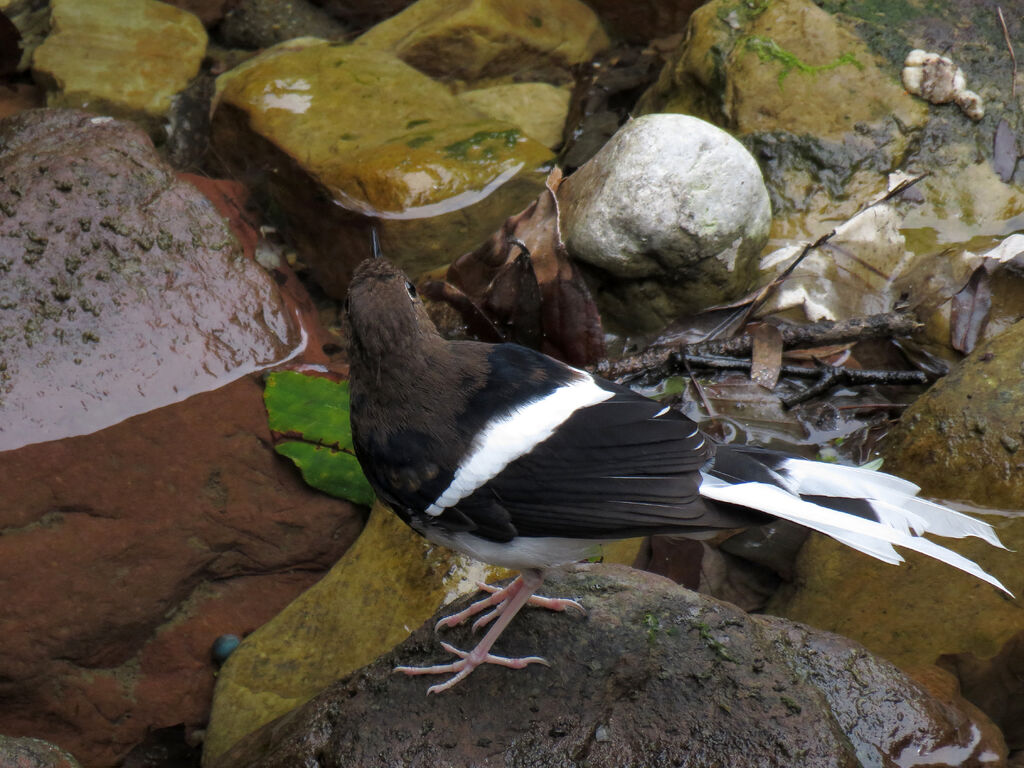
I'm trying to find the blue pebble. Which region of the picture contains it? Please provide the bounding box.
[211,634,241,664]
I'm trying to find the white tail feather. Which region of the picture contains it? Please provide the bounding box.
[699,471,1012,595]
[778,458,1007,548]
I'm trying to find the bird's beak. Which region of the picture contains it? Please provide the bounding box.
[371,226,383,260]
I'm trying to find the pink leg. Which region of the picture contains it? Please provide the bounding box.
[395,570,554,694]
[435,576,586,633]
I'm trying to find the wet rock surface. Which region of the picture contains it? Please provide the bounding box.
[210,566,1004,768]
[31,0,207,135]
[210,38,553,287]
[0,735,82,768]
[204,507,643,764]
[885,319,1024,510]
[0,374,365,767]
[0,109,301,452]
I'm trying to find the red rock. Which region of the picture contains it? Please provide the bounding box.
[0,109,304,452]
[0,376,364,766]
[0,109,364,765]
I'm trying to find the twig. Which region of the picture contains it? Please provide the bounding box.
[596,311,921,383]
[998,6,1017,99]
[674,354,927,409]
[700,174,929,343]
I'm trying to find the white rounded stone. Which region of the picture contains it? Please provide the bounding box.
[557,114,771,281]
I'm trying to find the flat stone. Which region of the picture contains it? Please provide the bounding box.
[211,39,553,287]
[31,0,207,135]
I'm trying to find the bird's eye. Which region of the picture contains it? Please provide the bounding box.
[405,280,417,300]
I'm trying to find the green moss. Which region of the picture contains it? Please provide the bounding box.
[405,135,433,149]
[694,620,736,661]
[443,129,520,161]
[743,35,864,87]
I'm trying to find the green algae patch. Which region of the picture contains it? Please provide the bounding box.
[742,35,863,87]
[263,370,374,507]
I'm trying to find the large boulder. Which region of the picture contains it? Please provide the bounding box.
[211,39,553,289]
[0,109,364,766]
[209,565,1005,768]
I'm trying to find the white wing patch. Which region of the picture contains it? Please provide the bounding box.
[425,377,615,516]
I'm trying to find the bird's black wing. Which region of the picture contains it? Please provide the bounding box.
[450,380,755,540]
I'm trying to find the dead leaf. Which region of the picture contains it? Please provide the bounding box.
[439,168,605,366]
[950,265,992,354]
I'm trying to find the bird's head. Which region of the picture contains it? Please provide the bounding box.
[345,257,441,366]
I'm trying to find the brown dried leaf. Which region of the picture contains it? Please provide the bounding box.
[441,168,604,366]
[950,265,992,354]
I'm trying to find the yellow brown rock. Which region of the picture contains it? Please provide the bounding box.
[212,39,553,287]
[356,0,609,84]
[31,0,207,134]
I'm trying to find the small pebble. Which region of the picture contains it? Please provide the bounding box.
[211,633,241,664]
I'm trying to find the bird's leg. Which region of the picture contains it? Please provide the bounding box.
[435,575,586,633]
[396,569,551,694]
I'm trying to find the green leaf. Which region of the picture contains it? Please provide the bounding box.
[263,370,375,507]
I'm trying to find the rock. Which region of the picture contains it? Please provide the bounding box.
[211,38,553,289]
[204,506,645,763]
[0,109,301,452]
[885,319,1024,512]
[355,0,609,84]
[0,374,365,767]
[768,323,1024,675]
[457,82,571,149]
[0,736,81,768]
[31,0,207,137]
[0,109,364,765]
[637,0,1024,258]
[0,0,49,71]
[0,82,44,120]
[584,0,700,44]
[639,0,921,138]
[557,113,771,331]
[219,0,347,49]
[209,565,1006,768]
[940,630,1024,753]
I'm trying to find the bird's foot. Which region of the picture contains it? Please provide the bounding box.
[394,641,549,694]
[435,578,585,633]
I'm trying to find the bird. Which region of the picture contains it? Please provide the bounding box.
[344,256,1011,695]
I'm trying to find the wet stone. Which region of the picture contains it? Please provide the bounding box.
[209,565,1004,768]
[0,109,302,451]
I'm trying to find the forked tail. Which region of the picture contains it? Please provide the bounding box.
[700,446,1012,595]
